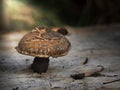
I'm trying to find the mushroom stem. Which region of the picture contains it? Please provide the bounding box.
[31,57,49,74]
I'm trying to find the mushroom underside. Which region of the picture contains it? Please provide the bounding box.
[31,57,49,74]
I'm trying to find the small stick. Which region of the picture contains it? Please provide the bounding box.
[97,65,104,72]
[103,78,120,84]
[101,74,118,77]
[83,57,88,64]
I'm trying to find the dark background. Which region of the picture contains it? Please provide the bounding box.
[0,0,120,32]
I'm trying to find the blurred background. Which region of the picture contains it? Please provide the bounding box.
[0,1,120,90]
[0,0,120,32]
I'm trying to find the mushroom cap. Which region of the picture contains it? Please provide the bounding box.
[16,26,71,58]
[50,27,69,35]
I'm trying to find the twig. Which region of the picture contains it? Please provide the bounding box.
[83,57,88,64]
[101,74,118,77]
[103,78,120,84]
[97,65,104,72]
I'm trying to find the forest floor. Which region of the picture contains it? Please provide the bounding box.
[0,24,120,90]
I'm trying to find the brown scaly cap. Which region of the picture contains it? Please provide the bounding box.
[15,26,71,58]
[50,27,69,35]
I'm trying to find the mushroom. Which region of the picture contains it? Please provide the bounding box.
[50,27,69,35]
[15,26,71,74]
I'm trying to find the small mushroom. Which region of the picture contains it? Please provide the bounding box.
[50,27,69,35]
[15,26,71,74]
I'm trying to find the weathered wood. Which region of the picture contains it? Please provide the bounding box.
[0,25,120,90]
